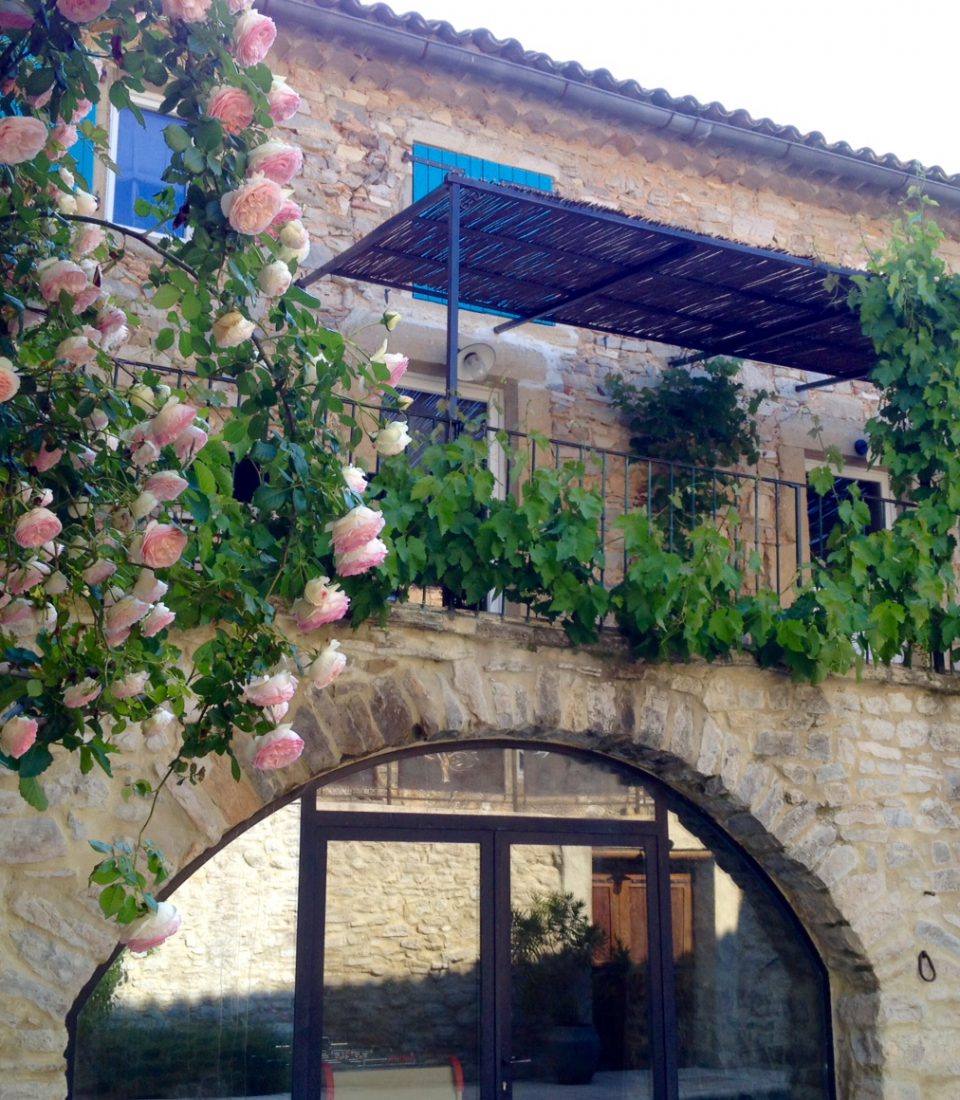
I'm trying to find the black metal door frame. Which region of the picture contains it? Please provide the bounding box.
[293,806,679,1100]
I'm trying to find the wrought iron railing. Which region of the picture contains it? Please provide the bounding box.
[108,360,911,601]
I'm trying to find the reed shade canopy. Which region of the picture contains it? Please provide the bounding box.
[307,176,875,382]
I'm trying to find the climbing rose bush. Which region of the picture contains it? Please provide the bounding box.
[0,0,407,942]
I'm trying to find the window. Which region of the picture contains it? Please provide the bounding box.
[411,143,553,316]
[805,467,890,560]
[106,101,186,235]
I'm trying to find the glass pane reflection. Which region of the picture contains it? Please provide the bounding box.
[510,844,654,1100]
[668,811,830,1100]
[316,747,656,820]
[322,840,481,1099]
[74,804,300,1099]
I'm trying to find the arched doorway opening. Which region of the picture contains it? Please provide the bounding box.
[71,741,835,1100]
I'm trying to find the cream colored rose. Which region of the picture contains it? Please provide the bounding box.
[212,311,255,348]
[374,420,412,457]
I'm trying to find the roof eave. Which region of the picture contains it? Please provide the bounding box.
[260,0,960,209]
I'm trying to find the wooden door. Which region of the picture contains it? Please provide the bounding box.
[593,871,693,963]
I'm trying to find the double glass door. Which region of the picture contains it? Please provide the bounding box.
[294,817,672,1100]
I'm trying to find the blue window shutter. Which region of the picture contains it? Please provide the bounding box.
[73,104,97,190]
[112,108,186,234]
[411,144,553,316]
[412,142,552,200]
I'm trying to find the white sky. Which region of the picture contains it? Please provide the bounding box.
[396,0,960,176]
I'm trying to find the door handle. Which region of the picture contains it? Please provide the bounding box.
[504,1057,532,1065]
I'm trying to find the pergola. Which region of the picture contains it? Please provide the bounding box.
[303,175,875,408]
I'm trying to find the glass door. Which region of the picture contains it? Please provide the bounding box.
[315,836,484,1100]
[498,835,671,1100]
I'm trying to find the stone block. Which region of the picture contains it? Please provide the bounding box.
[0,822,66,865]
[754,730,799,756]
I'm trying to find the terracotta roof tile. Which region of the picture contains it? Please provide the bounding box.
[306,0,959,190]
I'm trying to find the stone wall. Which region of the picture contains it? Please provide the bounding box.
[258,21,960,479]
[6,10,960,1100]
[2,609,960,1098]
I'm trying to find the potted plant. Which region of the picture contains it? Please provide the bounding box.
[510,892,605,1085]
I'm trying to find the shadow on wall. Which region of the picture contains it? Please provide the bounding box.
[74,988,295,1100]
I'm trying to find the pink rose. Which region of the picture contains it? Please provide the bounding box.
[82,559,117,586]
[0,0,34,30]
[172,425,207,462]
[57,333,99,365]
[37,259,87,302]
[136,521,188,569]
[110,671,149,699]
[341,465,368,494]
[233,10,276,66]
[206,86,254,135]
[335,537,388,577]
[246,141,303,186]
[242,671,299,708]
[0,599,36,633]
[221,174,285,235]
[327,505,385,555]
[131,491,158,521]
[132,439,161,469]
[294,577,350,630]
[132,568,168,603]
[73,284,103,313]
[123,902,181,952]
[144,471,188,502]
[380,353,409,388]
[56,0,110,21]
[47,122,78,159]
[267,77,301,123]
[270,198,302,228]
[69,98,93,125]
[96,305,126,338]
[253,725,304,770]
[30,446,63,473]
[147,398,198,448]
[64,677,101,708]
[27,87,53,110]
[265,702,289,724]
[0,116,47,165]
[308,640,346,690]
[105,595,151,633]
[227,0,251,10]
[141,603,175,637]
[161,0,211,21]
[73,224,104,257]
[0,357,20,402]
[6,561,49,595]
[15,507,62,548]
[106,626,131,649]
[1,714,37,758]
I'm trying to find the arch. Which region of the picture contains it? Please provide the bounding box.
[36,622,908,1099]
[68,734,876,1099]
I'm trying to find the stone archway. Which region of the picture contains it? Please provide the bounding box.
[9,609,960,1097]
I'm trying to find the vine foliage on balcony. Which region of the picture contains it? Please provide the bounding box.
[354,202,960,682]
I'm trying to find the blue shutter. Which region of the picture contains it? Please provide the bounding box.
[112,108,186,235]
[411,144,553,315]
[73,104,97,190]
[412,143,552,200]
